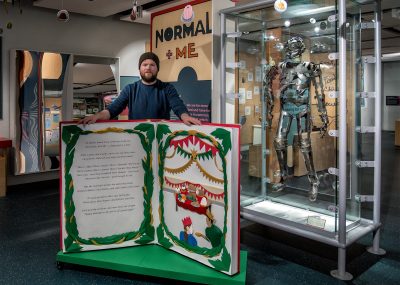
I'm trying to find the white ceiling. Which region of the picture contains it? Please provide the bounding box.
[32,0,190,94]
[73,63,113,84]
[33,0,147,18]
[31,0,399,92]
[120,0,188,24]
[73,63,116,94]
[33,0,400,53]
[33,0,188,25]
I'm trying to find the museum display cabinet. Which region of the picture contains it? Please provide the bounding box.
[220,0,384,280]
[72,97,103,121]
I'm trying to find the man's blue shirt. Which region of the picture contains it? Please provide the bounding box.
[107,80,188,120]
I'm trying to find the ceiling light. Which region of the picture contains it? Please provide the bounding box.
[264,35,275,41]
[310,18,316,24]
[274,0,288,13]
[314,26,320,33]
[275,43,284,51]
[130,0,143,21]
[284,20,291,27]
[56,9,69,22]
[57,0,69,22]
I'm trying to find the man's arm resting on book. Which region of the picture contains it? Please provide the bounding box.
[79,110,111,125]
[180,113,201,126]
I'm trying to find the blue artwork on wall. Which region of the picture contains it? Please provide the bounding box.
[16,50,70,174]
[170,67,211,123]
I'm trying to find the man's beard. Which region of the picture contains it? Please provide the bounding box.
[140,71,157,83]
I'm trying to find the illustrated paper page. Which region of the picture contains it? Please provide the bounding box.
[61,122,156,252]
[155,122,240,275]
[60,120,240,275]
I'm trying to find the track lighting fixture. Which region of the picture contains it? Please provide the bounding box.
[57,0,70,22]
[130,0,143,21]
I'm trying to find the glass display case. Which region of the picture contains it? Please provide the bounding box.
[220,0,384,280]
[72,97,102,121]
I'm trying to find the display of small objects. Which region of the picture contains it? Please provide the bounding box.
[175,183,210,215]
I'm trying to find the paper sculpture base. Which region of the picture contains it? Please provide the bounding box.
[56,245,247,285]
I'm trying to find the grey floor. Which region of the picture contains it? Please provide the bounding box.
[0,131,399,285]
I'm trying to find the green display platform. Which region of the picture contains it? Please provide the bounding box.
[56,245,247,285]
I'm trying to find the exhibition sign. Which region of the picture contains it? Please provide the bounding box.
[151,0,212,122]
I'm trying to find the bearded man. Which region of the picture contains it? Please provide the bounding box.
[81,52,200,126]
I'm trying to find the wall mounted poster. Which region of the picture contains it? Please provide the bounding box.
[151,0,212,123]
[60,120,240,275]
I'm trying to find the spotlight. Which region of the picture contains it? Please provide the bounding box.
[274,0,288,13]
[130,0,143,21]
[57,0,69,22]
[264,35,275,41]
[56,9,70,22]
[275,43,284,51]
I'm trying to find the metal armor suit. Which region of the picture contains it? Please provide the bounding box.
[265,36,328,201]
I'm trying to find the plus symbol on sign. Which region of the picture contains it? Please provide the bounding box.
[166,50,173,59]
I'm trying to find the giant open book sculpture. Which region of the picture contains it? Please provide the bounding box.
[60,120,240,275]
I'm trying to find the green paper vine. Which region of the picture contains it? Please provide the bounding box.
[157,224,173,248]
[208,246,232,272]
[156,125,232,272]
[62,124,155,252]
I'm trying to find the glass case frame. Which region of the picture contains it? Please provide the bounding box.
[219,0,384,280]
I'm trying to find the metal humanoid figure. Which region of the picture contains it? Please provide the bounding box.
[264,36,328,202]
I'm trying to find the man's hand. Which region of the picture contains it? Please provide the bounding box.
[180,113,201,126]
[78,114,98,125]
[78,110,111,126]
[319,112,329,137]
